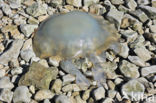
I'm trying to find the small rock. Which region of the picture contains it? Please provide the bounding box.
[100,61,118,79]
[51,79,62,94]
[35,89,54,101]
[102,97,114,103]
[107,80,115,90]
[63,74,76,85]
[82,89,91,100]
[29,85,35,94]
[38,59,49,68]
[89,4,106,15]
[108,90,117,98]
[2,4,12,16]
[129,9,148,23]
[11,67,23,75]
[0,89,13,103]
[0,69,5,78]
[50,0,63,7]
[83,0,99,7]
[139,5,156,19]
[48,56,61,67]
[75,95,86,103]
[20,49,35,62]
[0,40,23,66]
[128,56,146,67]
[28,17,39,24]
[14,16,27,25]
[0,10,3,19]
[44,99,51,103]
[134,47,152,61]
[20,24,38,37]
[0,77,14,89]
[152,0,156,7]
[120,60,140,78]
[150,25,156,33]
[118,5,129,12]
[125,0,137,11]
[121,79,145,100]
[55,95,71,103]
[66,0,82,7]
[137,0,150,5]
[120,29,138,43]
[118,43,129,58]
[132,21,144,35]
[106,8,124,29]
[110,0,124,5]
[130,35,145,48]
[114,78,124,85]
[93,87,105,100]
[8,0,21,9]
[62,84,80,92]
[144,33,156,43]
[141,65,156,76]
[26,2,47,17]
[19,62,58,89]
[13,86,31,103]
[116,92,122,101]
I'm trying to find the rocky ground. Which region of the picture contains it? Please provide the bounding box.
[0,0,156,103]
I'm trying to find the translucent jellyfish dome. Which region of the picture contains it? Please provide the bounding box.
[33,11,118,59]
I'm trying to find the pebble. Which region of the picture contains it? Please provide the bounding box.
[20,24,38,37]
[152,0,156,7]
[110,0,124,5]
[82,89,91,100]
[102,97,114,103]
[107,80,115,90]
[48,56,61,67]
[44,99,51,103]
[51,79,62,94]
[11,67,23,75]
[89,4,106,15]
[19,62,58,89]
[93,87,105,100]
[63,74,76,85]
[120,60,140,78]
[34,89,54,101]
[139,5,156,19]
[106,8,124,29]
[26,2,47,17]
[66,0,82,7]
[0,40,23,66]
[0,10,3,19]
[118,43,129,58]
[134,47,152,61]
[0,88,13,103]
[62,84,80,92]
[150,25,156,33]
[121,79,145,100]
[50,0,63,7]
[128,56,146,67]
[2,3,12,17]
[114,78,124,85]
[108,90,117,98]
[75,95,86,103]
[55,95,71,103]
[13,86,32,103]
[29,85,35,94]
[0,69,5,78]
[129,9,148,23]
[100,61,118,79]
[20,49,35,62]
[0,77,14,89]
[83,0,99,7]
[8,0,21,9]
[125,0,137,11]
[141,65,156,76]
[137,0,150,5]
[38,59,49,68]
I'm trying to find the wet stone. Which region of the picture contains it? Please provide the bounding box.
[18,62,58,89]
